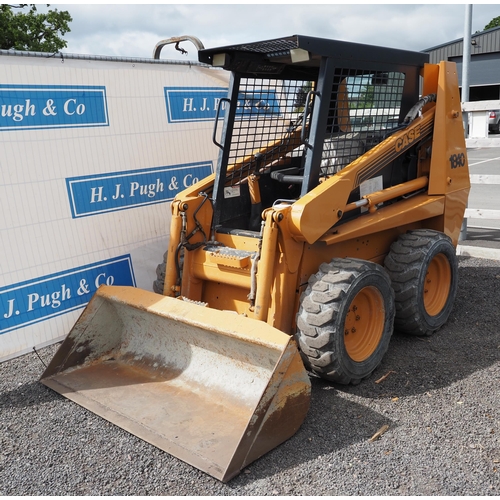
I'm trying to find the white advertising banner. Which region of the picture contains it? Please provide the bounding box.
[0,51,229,362]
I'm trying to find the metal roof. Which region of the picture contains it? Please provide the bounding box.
[423,25,500,63]
[199,34,428,74]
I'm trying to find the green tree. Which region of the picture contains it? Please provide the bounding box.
[0,4,72,52]
[354,85,376,109]
[484,16,500,30]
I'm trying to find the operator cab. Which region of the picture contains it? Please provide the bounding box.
[198,35,428,235]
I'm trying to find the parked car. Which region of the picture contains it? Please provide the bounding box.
[488,110,500,133]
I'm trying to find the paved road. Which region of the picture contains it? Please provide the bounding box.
[466,147,500,232]
[458,147,500,261]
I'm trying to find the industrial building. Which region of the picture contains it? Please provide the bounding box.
[423,25,500,101]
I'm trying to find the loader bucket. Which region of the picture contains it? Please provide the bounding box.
[41,286,311,482]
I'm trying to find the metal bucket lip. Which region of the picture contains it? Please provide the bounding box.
[98,285,292,350]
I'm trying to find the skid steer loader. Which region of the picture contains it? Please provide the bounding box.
[41,35,470,482]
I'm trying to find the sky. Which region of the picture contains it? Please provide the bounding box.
[41,3,499,61]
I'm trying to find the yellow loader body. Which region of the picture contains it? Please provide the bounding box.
[42,35,470,482]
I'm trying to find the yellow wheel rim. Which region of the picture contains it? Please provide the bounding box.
[344,286,385,362]
[424,253,451,316]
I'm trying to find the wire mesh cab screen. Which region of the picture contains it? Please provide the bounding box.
[223,77,311,187]
[215,68,407,232]
[321,69,405,177]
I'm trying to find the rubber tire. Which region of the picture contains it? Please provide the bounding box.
[384,229,458,336]
[295,258,395,385]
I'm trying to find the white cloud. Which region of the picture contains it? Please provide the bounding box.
[45,3,500,60]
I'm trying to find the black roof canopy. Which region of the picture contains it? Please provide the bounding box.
[198,34,429,78]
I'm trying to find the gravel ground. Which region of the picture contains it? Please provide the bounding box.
[1,255,499,496]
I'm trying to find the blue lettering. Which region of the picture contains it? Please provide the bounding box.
[0,256,136,335]
[66,162,213,218]
[0,85,108,131]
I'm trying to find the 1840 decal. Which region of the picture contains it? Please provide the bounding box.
[449,152,466,169]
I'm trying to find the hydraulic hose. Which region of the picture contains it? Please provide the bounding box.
[403,94,437,125]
